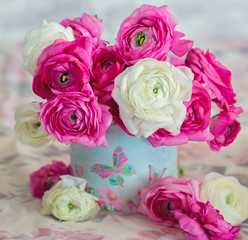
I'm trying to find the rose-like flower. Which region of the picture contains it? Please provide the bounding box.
[60,13,105,48]
[185,48,236,110]
[181,81,212,141]
[209,106,242,151]
[148,81,213,147]
[137,176,201,225]
[33,37,93,100]
[42,175,100,221]
[14,102,54,147]
[175,201,241,240]
[39,85,112,147]
[148,129,189,147]
[91,46,126,104]
[23,19,75,75]
[200,172,248,226]
[116,5,193,65]
[30,160,72,198]
[106,99,132,136]
[112,58,193,138]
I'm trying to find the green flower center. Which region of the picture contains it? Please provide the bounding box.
[60,73,69,84]
[136,32,147,47]
[69,114,77,121]
[68,203,75,210]
[226,194,233,205]
[153,87,158,94]
[166,202,172,213]
[33,122,41,129]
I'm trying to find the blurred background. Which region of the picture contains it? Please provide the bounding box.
[1,0,248,43]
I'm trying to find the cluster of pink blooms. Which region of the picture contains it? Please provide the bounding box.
[32,5,242,151]
[138,176,241,239]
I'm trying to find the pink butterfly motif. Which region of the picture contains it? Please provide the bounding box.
[91,146,136,186]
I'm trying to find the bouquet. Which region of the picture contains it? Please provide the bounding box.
[14,4,242,152]
[13,5,248,239]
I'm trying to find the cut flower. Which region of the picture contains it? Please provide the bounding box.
[112,58,193,138]
[200,172,248,226]
[116,4,193,65]
[23,19,75,75]
[41,175,100,221]
[14,102,54,147]
[39,85,112,147]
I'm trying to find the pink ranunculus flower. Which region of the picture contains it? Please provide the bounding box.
[181,81,213,142]
[60,13,106,48]
[96,185,126,210]
[185,48,236,110]
[148,81,214,147]
[209,106,243,151]
[30,160,72,198]
[33,38,93,100]
[107,99,133,136]
[116,5,193,66]
[39,85,112,147]
[147,128,189,147]
[137,176,202,225]
[91,46,126,104]
[175,201,241,240]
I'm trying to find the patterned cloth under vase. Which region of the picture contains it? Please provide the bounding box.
[70,124,178,212]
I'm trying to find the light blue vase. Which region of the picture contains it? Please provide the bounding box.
[70,124,178,212]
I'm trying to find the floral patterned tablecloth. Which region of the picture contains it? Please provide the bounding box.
[0,39,248,240]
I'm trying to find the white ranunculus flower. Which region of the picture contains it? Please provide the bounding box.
[41,175,100,221]
[23,19,75,75]
[200,172,248,226]
[112,58,193,138]
[14,102,54,147]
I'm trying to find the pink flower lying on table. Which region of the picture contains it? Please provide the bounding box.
[30,160,72,198]
[137,176,201,225]
[138,175,241,239]
[175,200,241,240]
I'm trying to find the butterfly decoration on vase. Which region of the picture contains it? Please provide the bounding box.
[91,146,136,186]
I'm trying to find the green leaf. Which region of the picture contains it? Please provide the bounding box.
[178,162,184,178]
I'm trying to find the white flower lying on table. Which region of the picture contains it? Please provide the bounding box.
[41,175,100,221]
[200,172,248,226]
